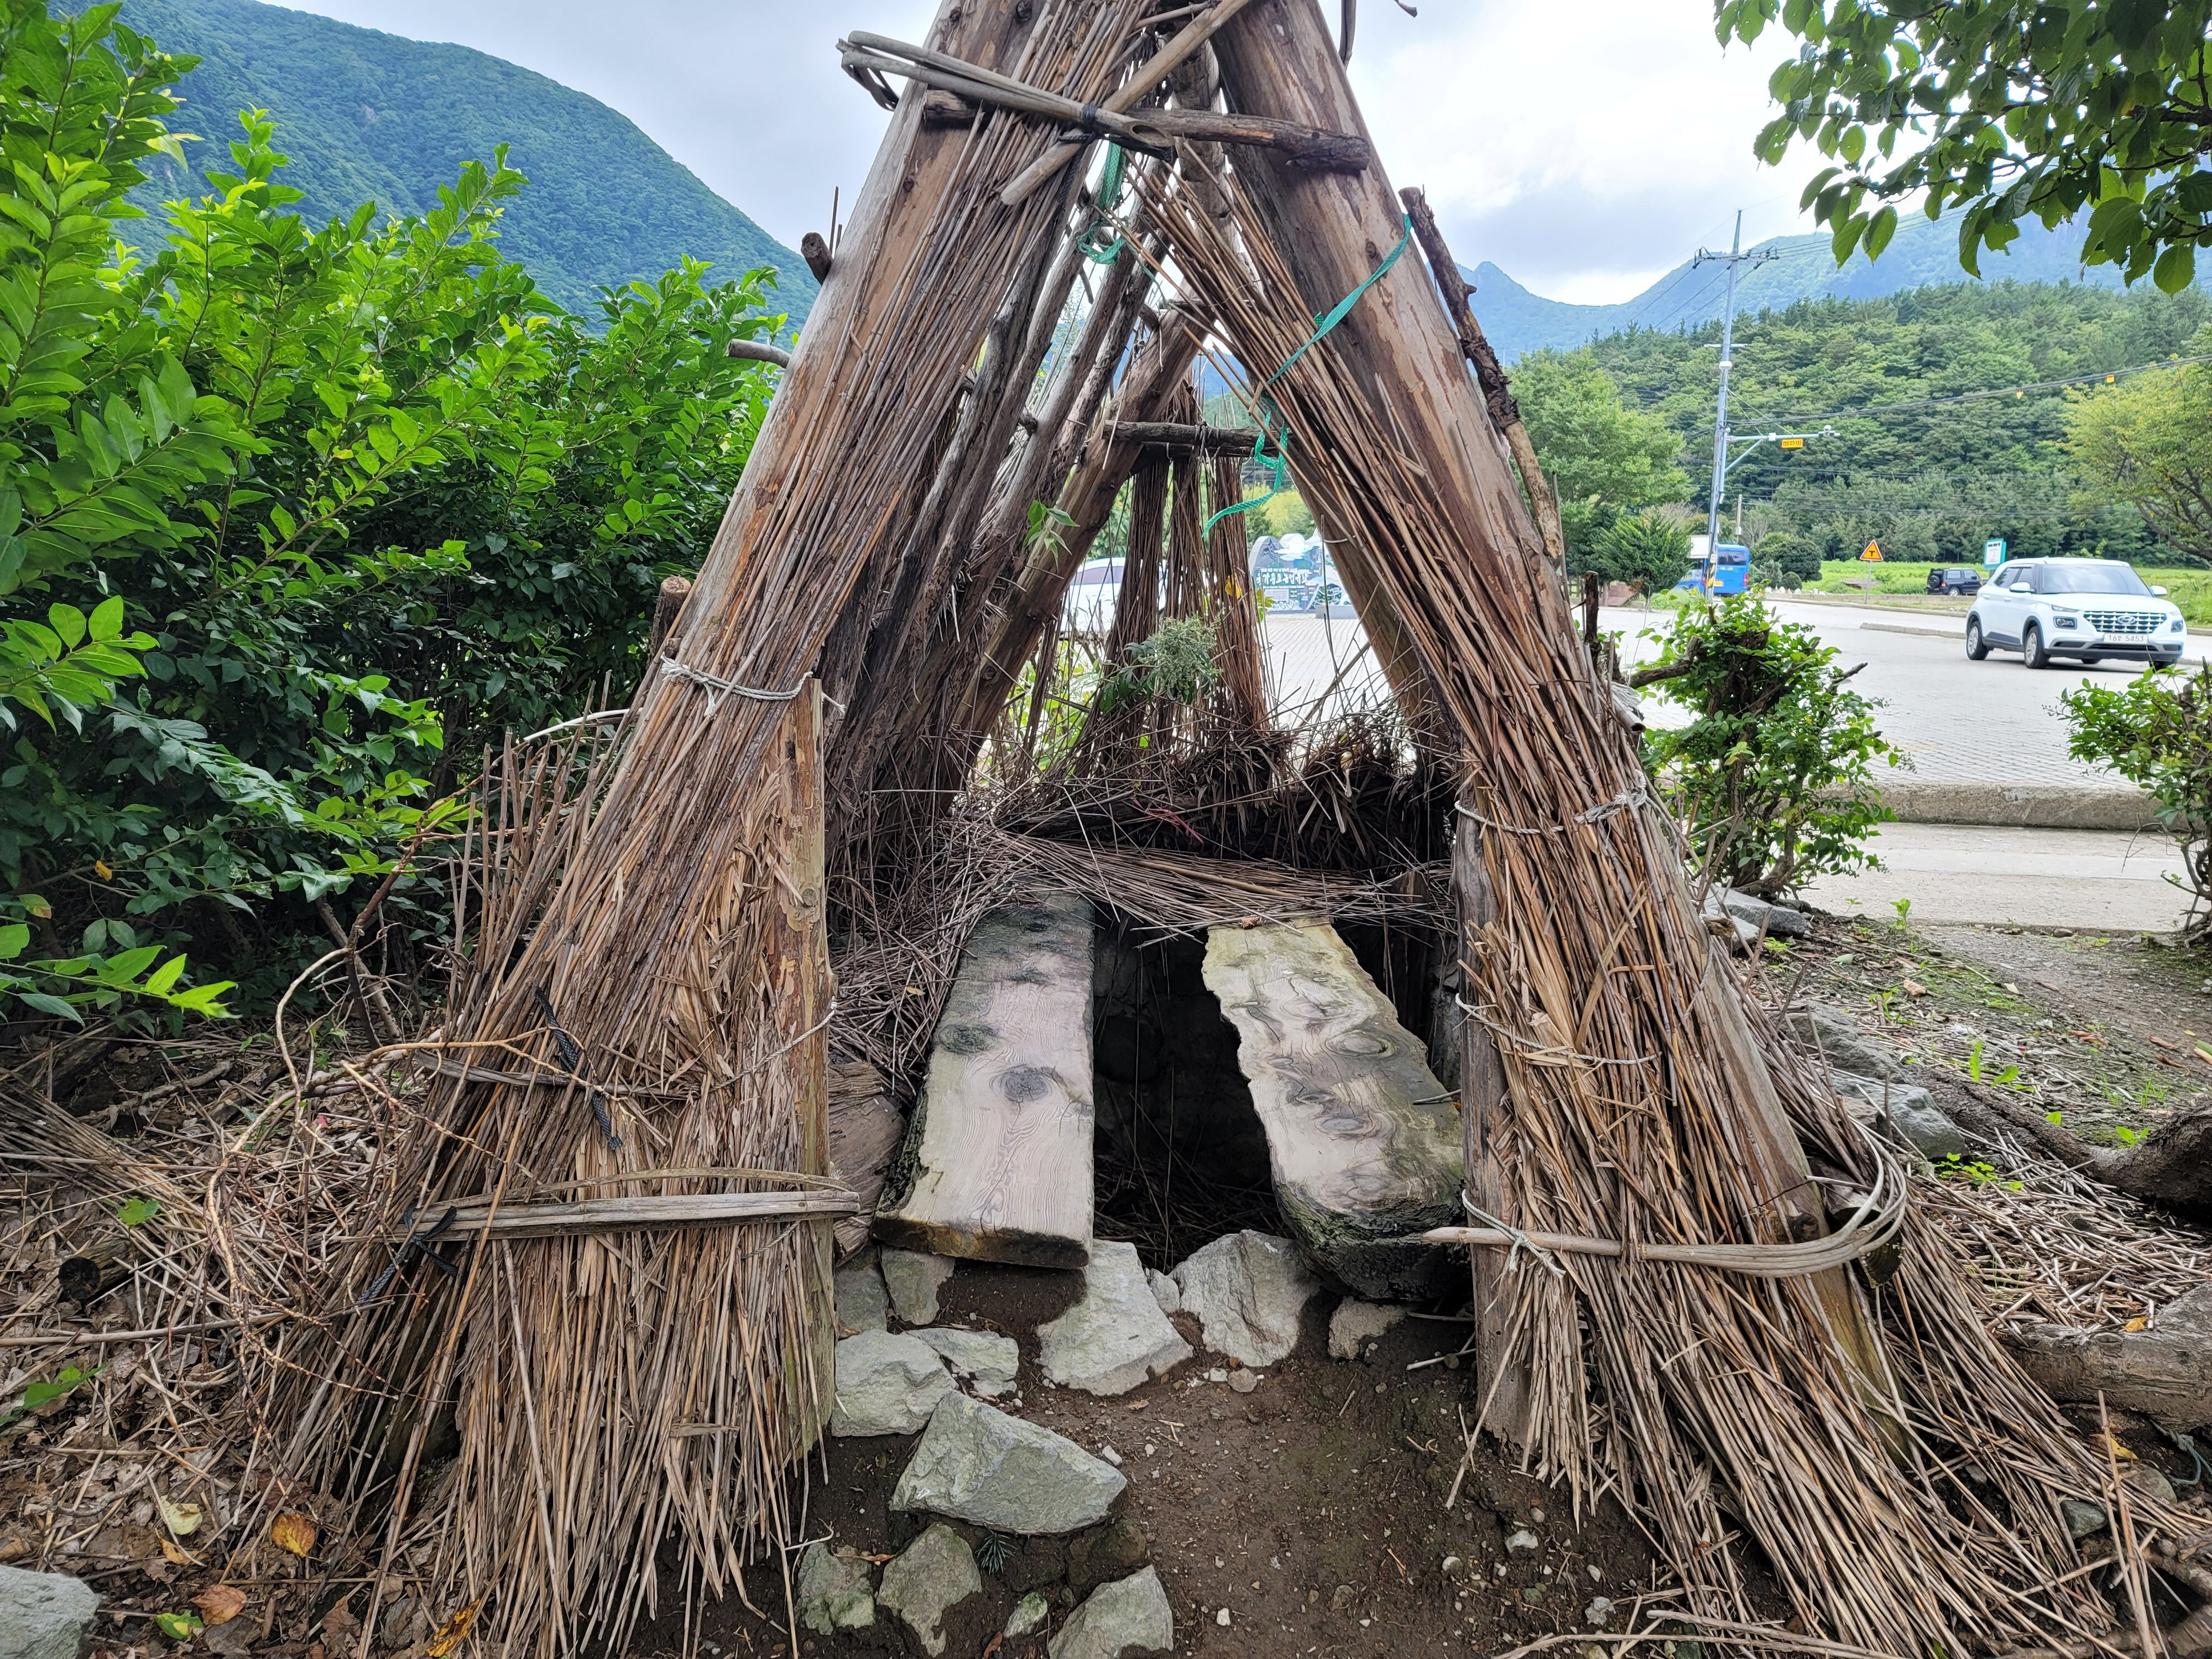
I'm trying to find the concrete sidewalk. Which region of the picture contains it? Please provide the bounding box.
[1802,822,2192,932]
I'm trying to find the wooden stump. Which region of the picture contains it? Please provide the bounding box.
[1202,920,1463,1298]
[875,894,1097,1268]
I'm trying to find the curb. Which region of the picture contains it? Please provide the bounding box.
[1860,621,1959,640]
[1875,780,2159,831]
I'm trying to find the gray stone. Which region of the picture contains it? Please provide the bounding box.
[1006,1591,1052,1639]
[1784,1004,1908,1081]
[1039,1241,1193,1395]
[916,1327,1021,1397]
[830,1330,953,1436]
[1169,1229,1319,1368]
[1327,1299,1406,1360]
[892,1392,1126,1535]
[836,1249,889,1334]
[1699,887,1760,948]
[1829,1072,1967,1160]
[1146,1270,1180,1315]
[1068,1516,1149,1594]
[1505,1528,1539,1553]
[1720,888,1811,939]
[881,1248,956,1326]
[2128,1464,2178,1507]
[2062,1499,2108,1540]
[1048,1567,1173,1659]
[878,1524,981,1658]
[0,1566,100,1659]
[795,1542,874,1635]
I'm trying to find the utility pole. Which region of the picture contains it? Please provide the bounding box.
[1694,211,1778,555]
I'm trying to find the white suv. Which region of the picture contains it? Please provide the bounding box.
[1965,559,2187,669]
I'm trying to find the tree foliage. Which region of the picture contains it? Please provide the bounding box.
[0,0,783,1019]
[2061,664,2212,936]
[1592,511,1694,593]
[1717,0,2212,292]
[1579,278,2210,565]
[1511,349,1691,508]
[1751,530,1823,587]
[1641,592,1897,898]
[2064,331,2212,561]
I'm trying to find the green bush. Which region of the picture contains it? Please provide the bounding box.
[1640,592,1899,897]
[1591,512,1693,594]
[1751,531,1821,588]
[0,1,784,1019]
[2060,665,2212,937]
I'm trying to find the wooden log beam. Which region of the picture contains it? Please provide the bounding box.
[725,338,792,368]
[1113,419,1273,452]
[1000,0,1266,205]
[843,34,1370,173]
[1999,1307,2212,1432]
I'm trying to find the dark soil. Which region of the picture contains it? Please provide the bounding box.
[1781,911,2212,1146]
[632,1265,1663,1659]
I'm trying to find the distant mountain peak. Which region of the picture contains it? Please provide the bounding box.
[1462,212,2124,363]
[123,0,816,321]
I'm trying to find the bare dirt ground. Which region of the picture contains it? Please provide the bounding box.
[639,1266,1669,1659]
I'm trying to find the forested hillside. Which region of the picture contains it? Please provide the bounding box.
[1535,279,2212,566]
[120,0,816,321]
[1462,210,2141,361]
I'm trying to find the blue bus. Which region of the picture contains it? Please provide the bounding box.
[1676,542,1750,597]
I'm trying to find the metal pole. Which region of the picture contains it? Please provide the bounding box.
[1705,210,1743,555]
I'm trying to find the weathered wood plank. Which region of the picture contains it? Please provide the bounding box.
[829,1057,907,1258]
[389,1190,860,1243]
[1201,921,1463,1299]
[874,894,1097,1268]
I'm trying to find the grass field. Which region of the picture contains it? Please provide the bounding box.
[1800,560,2212,626]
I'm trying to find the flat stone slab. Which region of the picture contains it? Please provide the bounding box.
[1049,1566,1174,1659]
[0,1566,100,1659]
[830,1331,953,1436]
[883,1248,957,1325]
[1202,921,1462,1298]
[1171,1229,1319,1368]
[877,895,1097,1269]
[916,1327,1020,1397]
[795,1542,874,1634]
[878,1524,980,1657]
[892,1392,1126,1535]
[1039,1241,1192,1395]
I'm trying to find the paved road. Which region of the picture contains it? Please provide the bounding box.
[1260,605,2194,932]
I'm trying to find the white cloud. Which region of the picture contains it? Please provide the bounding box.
[1348,0,1820,300]
[260,0,1823,301]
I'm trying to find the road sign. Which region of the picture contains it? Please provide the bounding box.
[1779,436,1804,450]
[1983,536,2006,566]
[1861,541,1884,562]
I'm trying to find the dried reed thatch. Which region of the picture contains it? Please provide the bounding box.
[1115,7,2183,1647]
[254,8,1166,1654]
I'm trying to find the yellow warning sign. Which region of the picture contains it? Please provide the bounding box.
[1779,437,1804,450]
[1860,541,1884,562]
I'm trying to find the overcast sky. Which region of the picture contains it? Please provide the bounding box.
[276,0,1819,306]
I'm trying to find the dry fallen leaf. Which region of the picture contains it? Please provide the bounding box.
[155,1494,203,1538]
[1901,979,1926,997]
[270,1510,317,1556]
[158,1536,195,1567]
[426,1601,479,1658]
[192,1584,248,1627]
[2125,1316,2150,1333]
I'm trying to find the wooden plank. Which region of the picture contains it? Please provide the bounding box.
[390,1191,861,1243]
[1201,921,1463,1299]
[874,894,1097,1268]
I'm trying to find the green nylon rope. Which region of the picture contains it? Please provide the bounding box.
[1204,215,1415,534]
[1079,142,1129,264]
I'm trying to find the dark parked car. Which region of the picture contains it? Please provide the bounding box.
[1927,566,1983,595]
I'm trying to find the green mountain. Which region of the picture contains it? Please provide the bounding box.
[120,0,816,322]
[1568,277,2212,566]
[1463,211,2139,363]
